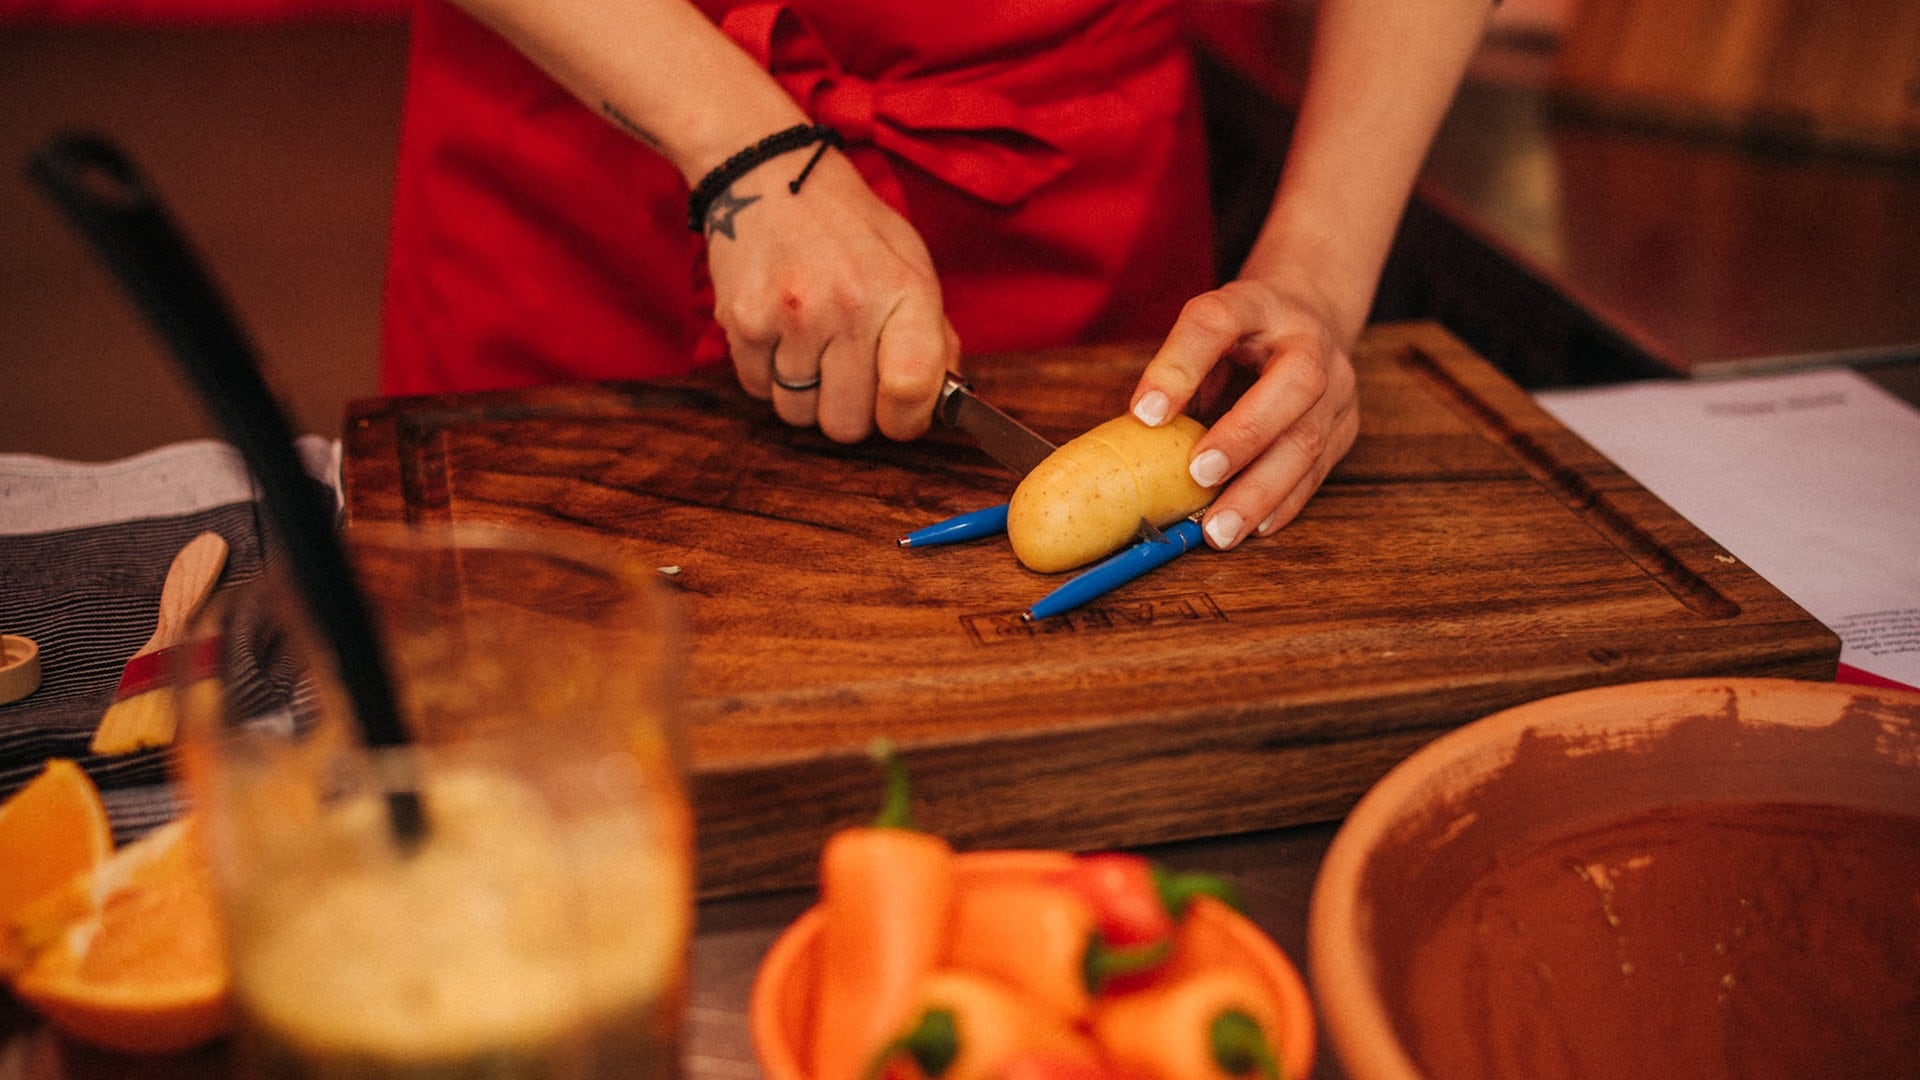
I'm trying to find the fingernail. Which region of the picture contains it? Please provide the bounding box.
[1190,449,1230,488]
[1204,509,1244,549]
[1256,512,1279,536]
[1132,390,1171,427]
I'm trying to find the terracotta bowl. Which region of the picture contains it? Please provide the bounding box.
[751,848,1317,1080]
[1308,676,1920,1080]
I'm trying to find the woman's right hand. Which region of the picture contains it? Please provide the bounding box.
[701,141,959,446]
[444,0,959,443]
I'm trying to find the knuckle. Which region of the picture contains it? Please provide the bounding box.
[1178,291,1243,340]
[774,398,814,427]
[769,277,866,333]
[1288,421,1329,464]
[877,405,932,443]
[877,364,937,403]
[1292,354,1330,401]
[719,295,776,341]
[819,412,873,444]
[1209,407,1265,454]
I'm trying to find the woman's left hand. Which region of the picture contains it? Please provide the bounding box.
[1127,0,1493,551]
[1126,276,1360,551]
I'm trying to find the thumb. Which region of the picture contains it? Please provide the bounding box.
[874,296,957,441]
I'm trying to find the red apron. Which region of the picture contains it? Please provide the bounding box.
[379,0,1215,395]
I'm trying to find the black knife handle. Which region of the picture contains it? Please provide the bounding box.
[935,370,971,430]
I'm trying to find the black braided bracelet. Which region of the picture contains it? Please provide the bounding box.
[686,123,843,233]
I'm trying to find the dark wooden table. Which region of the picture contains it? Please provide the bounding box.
[1188,1,1920,400]
[1400,76,1920,392]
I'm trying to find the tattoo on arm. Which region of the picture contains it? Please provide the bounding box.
[598,101,661,149]
[704,189,760,240]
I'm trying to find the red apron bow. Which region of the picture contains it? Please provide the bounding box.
[721,3,1073,208]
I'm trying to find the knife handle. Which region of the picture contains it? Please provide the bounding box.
[935,371,969,429]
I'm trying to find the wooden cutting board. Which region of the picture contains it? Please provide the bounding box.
[342,322,1838,896]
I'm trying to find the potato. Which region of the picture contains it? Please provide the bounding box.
[1007,414,1214,573]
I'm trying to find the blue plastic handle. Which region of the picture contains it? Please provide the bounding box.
[898,503,1011,548]
[1024,518,1204,621]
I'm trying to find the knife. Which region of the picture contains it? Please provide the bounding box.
[911,371,1170,551]
[914,374,1207,619]
[900,373,1050,549]
[935,372,1056,478]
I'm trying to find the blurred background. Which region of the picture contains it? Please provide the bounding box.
[3,0,1915,462]
[3,0,411,461]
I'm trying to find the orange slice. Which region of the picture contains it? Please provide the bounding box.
[0,759,113,974]
[9,816,232,1055]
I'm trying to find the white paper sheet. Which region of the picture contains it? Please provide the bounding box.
[1536,369,1920,692]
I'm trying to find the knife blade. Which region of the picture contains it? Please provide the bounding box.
[935,372,1056,478]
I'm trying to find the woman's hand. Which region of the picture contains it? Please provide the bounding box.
[1128,276,1359,551]
[1129,0,1493,551]
[704,145,958,445]
[442,0,959,443]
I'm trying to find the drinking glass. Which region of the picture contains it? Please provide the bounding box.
[177,521,692,1080]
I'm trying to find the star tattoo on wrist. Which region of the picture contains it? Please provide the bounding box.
[704,189,761,240]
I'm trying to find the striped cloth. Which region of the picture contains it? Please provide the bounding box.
[0,437,337,844]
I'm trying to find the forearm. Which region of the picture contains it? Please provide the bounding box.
[1240,0,1494,345]
[448,0,807,184]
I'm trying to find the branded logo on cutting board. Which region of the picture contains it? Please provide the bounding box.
[962,593,1226,645]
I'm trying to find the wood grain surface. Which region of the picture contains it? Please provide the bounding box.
[341,322,1839,896]
[1550,0,1920,162]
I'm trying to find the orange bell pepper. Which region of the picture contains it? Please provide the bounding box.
[946,877,1176,1020]
[812,742,956,1080]
[946,878,1098,1020]
[1091,968,1286,1080]
[1159,896,1271,989]
[867,971,1103,1080]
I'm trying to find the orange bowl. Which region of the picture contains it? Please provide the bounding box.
[750,848,1316,1080]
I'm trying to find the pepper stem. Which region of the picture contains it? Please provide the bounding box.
[1209,1009,1282,1080]
[1083,935,1174,993]
[863,1007,959,1080]
[867,737,917,830]
[1152,864,1242,916]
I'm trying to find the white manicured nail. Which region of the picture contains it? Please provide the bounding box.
[1256,512,1279,536]
[1204,510,1244,549]
[1190,449,1230,488]
[1132,390,1171,427]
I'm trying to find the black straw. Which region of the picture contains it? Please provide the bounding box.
[28,132,427,848]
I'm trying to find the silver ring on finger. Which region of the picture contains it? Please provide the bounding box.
[772,370,821,393]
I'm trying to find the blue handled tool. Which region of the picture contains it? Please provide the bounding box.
[1022,518,1205,622]
[898,503,1010,549]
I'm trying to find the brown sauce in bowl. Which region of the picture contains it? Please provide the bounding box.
[1398,801,1920,1080]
